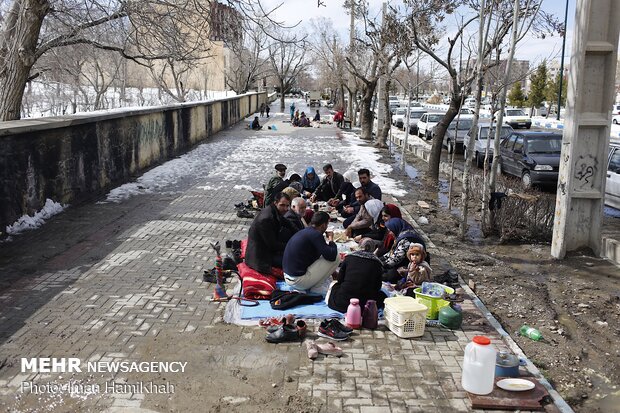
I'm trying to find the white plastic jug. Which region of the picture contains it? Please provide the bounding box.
[461,335,496,395]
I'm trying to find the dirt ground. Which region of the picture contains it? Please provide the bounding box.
[389,148,620,413]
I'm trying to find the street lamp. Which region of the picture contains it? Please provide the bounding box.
[557,0,570,121]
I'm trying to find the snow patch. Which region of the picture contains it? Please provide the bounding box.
[5,199,67,235]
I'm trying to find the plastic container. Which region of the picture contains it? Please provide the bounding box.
[519,325,542,341]
[414,283,455,319]
[438,304,462,329]
[462,335,497,395]
[362,300,378,329]
[384,296,428,338]
[345,298,362,329]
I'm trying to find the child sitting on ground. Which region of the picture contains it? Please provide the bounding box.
[396,243,432,295]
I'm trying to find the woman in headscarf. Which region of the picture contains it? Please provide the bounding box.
[301,166,321,195]
[376,204,403,255]
[381,218,428,282]
[354,199,385,243]
[326,238,385,313]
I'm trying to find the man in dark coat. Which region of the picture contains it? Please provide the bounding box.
[264,163,287,207]
[312,164,345,202]
[284,197,307,232]
[245,193,292,273]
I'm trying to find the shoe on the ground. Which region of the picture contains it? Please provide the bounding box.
[237,209,254,219]
[306,340,318,360]
[316,341,343,357]
[317,320,349,341]
[265,324,300,343]
[225,240,233,249]
[296,320,307,339]
[328,318,353,335]
[266,314,296,332]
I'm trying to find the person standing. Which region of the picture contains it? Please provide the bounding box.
[260,103,265,117]
[290,102,296,121]
[265,104,270,118]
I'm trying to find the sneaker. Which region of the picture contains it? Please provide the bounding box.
[317,320,349,341]
[328,318,353,335]
[265,324,300,343]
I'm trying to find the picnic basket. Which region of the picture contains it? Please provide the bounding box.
[384,296,428,338]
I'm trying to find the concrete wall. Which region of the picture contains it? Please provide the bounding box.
[0,92,266,233]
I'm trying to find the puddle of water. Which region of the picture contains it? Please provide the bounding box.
[391,150,419,179]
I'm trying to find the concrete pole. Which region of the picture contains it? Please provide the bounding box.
[551,0,620,258]
[348,0,355,122]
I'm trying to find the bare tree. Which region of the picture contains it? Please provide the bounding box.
[0,0,300,121]
[403,0,559,182]
[226,20,269,94]
[346,3,408,142]
[267,34,308,111]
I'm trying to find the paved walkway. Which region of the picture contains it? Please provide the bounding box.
[0,101,564,412]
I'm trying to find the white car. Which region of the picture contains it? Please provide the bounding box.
[612,114,620,125]
[392,108,407,128]
[606,142,620,209]
[417,112,446,140]
[497,108,532,129]
[463,122,514,167]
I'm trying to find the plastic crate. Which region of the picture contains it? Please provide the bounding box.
[384,296,428,338]
[413,283,455,320]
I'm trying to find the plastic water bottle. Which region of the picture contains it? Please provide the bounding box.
[519,325,542,341]
[345,298,362,329]
[462,335,496,395]
[362,300,378,329]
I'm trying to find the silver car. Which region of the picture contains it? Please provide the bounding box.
[439,117,474,154]
[463,122,514,167]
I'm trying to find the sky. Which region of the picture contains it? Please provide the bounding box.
[260,0,576,66]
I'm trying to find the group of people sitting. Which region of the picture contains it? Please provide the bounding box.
[245,163,432,314]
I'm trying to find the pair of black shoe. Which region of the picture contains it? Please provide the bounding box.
[317,319,353,341]
[225,240,243,265]
[265,320,307,343]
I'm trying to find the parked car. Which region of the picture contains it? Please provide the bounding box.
[407,108,427,135]
[498,131,562,188]
[464,97,476,108]
[439,117,474,154]
[417,112,445,140]
[463,122,514,167]
[392,107,407,128]
[459,107,475,115]
[612,114,620,125]
[496,108,532,129]
[606,142,620,209]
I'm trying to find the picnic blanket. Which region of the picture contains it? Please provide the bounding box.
[241,282,342,320]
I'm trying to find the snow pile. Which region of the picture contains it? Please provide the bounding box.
[6,199,66,235]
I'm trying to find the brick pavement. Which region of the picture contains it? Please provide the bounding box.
[0,102,563,412]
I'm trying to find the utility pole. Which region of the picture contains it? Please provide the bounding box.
[551,0,620,258]
[556,0,570,120]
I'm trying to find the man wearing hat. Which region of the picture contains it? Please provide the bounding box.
[264,163,287,206]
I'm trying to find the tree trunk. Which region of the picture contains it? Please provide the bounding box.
[279,79,285,112]
[428,94,461,180]
[360,82,376,140]
[0,0,50,121]
[376,78,391,148]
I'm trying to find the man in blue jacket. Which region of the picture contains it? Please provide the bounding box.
[283,212,340,294]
